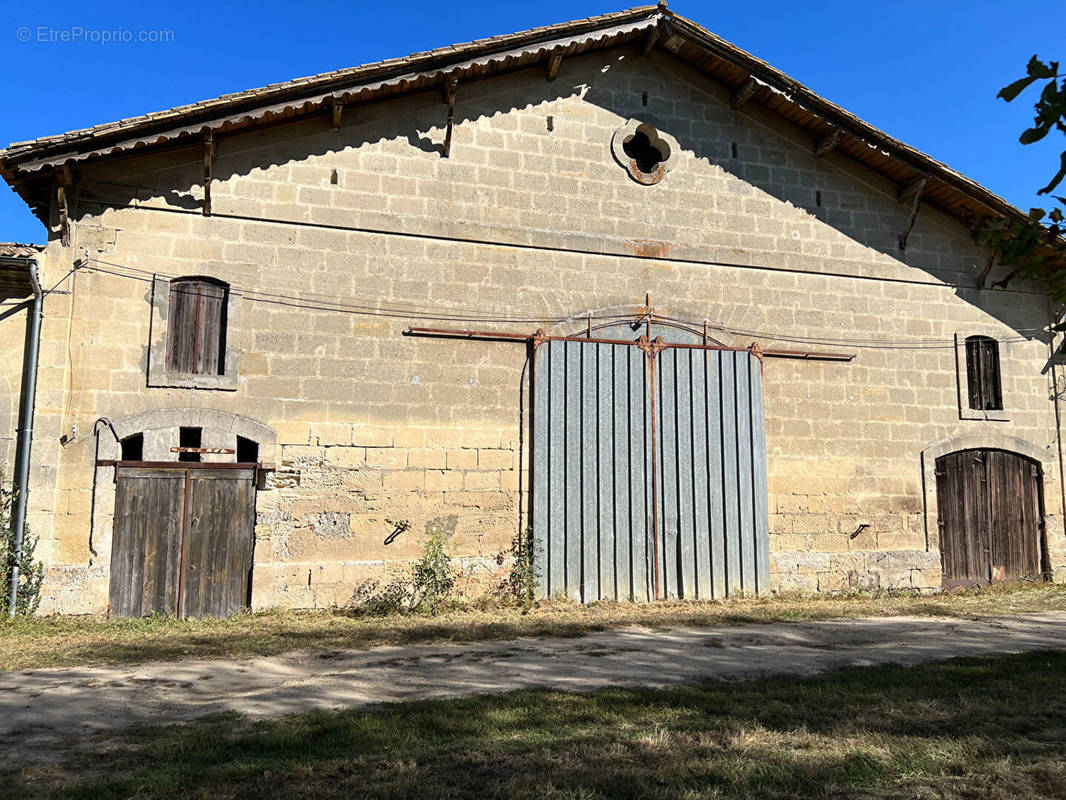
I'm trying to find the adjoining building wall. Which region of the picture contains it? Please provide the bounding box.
[7,49,1064,613]
[0,306,25,485]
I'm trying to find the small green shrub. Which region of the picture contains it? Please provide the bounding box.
[495,528,540,607]
[349,527,456,616]
[408,528,455,613]
[0,481,44,617]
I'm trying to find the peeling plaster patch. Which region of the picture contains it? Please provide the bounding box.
[311,511,352,539]
[427,514,459,538]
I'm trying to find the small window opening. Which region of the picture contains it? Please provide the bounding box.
[546,115,554,132]
[120,433,143,462]
[641,91,648,107]
[179,427,202,462]
[236,436,259,463]
[731,142,738,159]
[965,335,1003,411]
[329,169,339,185]
[816,190,822,207]
[623,130,667,174]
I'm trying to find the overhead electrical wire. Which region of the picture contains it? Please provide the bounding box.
[85,257,614,325]
[70,255,1054,353]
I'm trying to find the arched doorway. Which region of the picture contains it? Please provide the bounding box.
[96,409,276,617]
[935,448,1046,587]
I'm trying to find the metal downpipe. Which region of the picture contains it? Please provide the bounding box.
[8,259,42,617]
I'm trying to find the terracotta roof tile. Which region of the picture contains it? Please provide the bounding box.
[0,243,43,259]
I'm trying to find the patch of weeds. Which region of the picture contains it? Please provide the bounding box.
[492,528,541,607]
[349,527,456,615]
[0,479,44,617]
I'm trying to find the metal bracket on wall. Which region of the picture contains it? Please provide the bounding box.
[897,175,928,251]
[57,163,73,246]
[442,77,458,158]
[202,131,215,216]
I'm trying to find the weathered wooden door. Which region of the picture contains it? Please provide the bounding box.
[110,465,257,617]
[935,449,1044,588]
[532,336,769,602]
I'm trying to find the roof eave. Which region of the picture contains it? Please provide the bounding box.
[0,5,1054,253]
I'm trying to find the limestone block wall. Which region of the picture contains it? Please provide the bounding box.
[6,45,1066,613]
[254,421,521,609]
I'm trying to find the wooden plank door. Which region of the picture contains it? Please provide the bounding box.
[109,467,185,617]
[181,467,257,618]
[936,449,1044,588]
[935,450,989,588]
[110,465,256,618]
[986,450,1043,582]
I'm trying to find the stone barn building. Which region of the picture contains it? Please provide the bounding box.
[1,5,1064,615]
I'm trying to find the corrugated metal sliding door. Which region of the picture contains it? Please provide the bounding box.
[533,339,769,602]
[110,464,257,618]
[655,348,770,599]
[533,340,654,602]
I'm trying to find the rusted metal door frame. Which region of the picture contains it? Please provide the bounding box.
[109,460,260,617]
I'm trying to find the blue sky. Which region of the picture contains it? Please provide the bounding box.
[1,0,1062,244]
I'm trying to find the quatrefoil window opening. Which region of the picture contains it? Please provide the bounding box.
[623,130,668,174]
[611,119,678,185]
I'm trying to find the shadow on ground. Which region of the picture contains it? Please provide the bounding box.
[5,650,1065,799]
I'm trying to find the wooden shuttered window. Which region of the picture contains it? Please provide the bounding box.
[166,278,228,376]
[965,335,1002,411]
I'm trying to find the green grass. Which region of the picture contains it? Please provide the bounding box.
[5,649,1065,798]
[1,582,1064,673]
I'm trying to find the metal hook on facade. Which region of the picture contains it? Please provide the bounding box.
[384,519,411,545]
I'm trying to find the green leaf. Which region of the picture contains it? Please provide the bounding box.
[999,75,1040,102]
[1021,122,1053,144]
[1027,54,1058,79]
[1038,151,1066,195]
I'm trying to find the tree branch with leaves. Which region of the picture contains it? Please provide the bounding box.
[977,56,1066,298]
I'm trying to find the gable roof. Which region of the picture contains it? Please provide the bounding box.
[0,4,1043,239]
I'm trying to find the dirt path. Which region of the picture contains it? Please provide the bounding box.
[2,611,1065,765]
